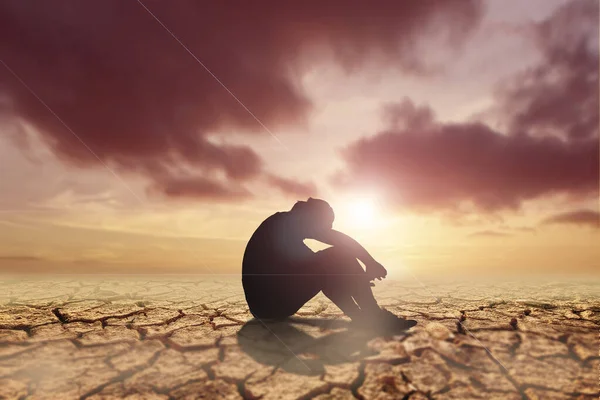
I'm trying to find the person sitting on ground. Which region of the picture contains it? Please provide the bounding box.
[241,197,416,330]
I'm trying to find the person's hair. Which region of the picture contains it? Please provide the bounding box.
[292,197,334,221]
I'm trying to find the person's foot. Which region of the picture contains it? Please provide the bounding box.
[376,309,417,331]
[351,308,417,332]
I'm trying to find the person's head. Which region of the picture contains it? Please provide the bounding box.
[291,198,335,233]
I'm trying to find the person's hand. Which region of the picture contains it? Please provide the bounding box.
[366,260,387,281]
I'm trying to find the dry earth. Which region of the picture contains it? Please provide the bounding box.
[0,276,598,399]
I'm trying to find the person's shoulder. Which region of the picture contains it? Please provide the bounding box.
[256,211,287,230]
[265,211,288,222]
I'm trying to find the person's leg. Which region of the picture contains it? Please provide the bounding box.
[265,252,371,320]
[277,274,323,318]
[314,247,381,318]
[308,248,418,332]
[244,274,318,320]
[254,248,381,320]
[320,282,362,319]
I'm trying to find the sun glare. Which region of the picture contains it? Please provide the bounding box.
[346,198,379,228]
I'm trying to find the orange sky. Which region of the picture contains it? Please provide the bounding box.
[0,0,598,276]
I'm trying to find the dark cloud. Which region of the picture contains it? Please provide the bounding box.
[336,2,598,214]
[541,210,599,229]
[266,174,318,199]
[148,175,252,201]
[335,98,598,213]
[0,0,482,200]
[499,0,599,140]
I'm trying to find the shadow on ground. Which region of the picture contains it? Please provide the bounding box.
[237,317,414,376]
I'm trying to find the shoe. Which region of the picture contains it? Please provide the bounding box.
[351,309,417,333]
[376,309,417,332]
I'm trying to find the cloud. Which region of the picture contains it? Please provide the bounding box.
[148,176,252,201]
[335,2,598,215]
[468,230,511,238]
[335,98,598,213]
[510,226,537,234]
[498,0,599,140]
[0,0,482,200]
[0,255,42,262]
[541,210,599,229]
[266,174,319,199]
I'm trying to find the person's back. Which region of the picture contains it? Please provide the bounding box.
[242,211,315,318]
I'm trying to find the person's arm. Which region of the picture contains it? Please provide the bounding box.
[309,229,387,280]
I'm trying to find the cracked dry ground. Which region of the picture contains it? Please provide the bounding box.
[0,278,598,400]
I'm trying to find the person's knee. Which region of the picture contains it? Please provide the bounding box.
[318,246,358,267]
[317,247,365,289]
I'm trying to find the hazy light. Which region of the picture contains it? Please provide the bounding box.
[345,197,379,228]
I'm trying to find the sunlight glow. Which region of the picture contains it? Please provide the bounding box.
[345,198,379,228]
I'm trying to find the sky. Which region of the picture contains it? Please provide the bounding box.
[0,0,598,277]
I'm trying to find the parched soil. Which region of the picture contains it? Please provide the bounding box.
[0,277,598,399]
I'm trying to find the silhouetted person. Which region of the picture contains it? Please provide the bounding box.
[242,198,416,330]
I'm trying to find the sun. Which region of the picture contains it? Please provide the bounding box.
[346,198,378,228]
